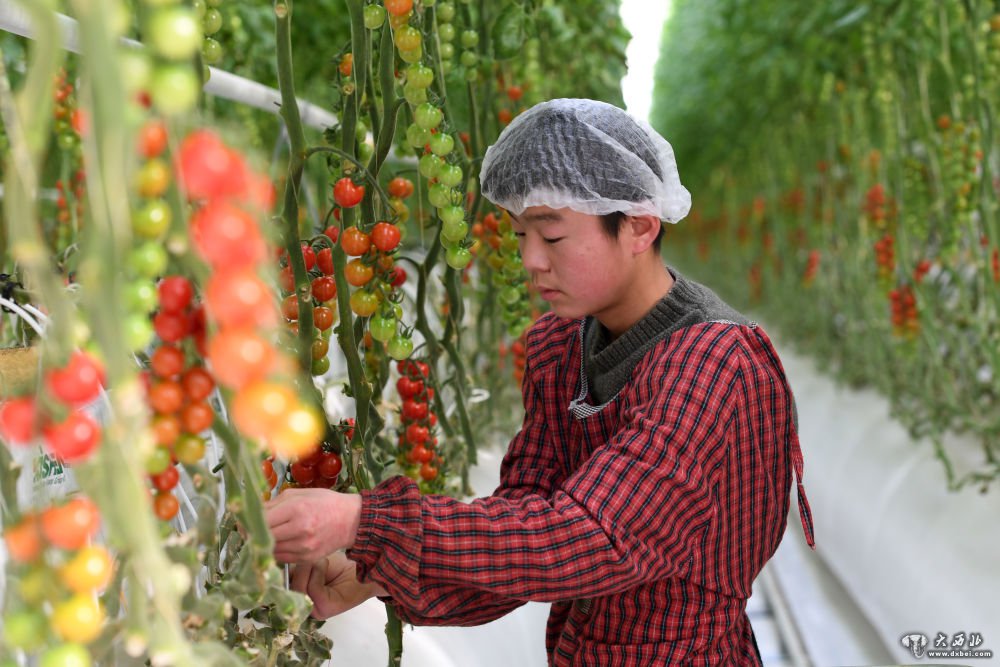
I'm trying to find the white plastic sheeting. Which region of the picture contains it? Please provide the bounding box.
[778,346,1000,665]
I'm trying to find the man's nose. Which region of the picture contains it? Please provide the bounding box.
[518,235,549,273]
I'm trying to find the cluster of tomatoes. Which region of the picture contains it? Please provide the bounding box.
[496,76,525,127]
[137,0,204,115]
[176,129,323,461]
[0,350,105,464]
[328,175,416,361]
[939,115,983,255]
[53,69,85,153]
[873,234,895,285]
[277,228,340,377]
[801,249,821,287]
[432,0,482,82]
[364,1,475,273]
[472,211,534,338]
[132,118,173,243]
[889,284,919,339]
[2,496,110,664]
[862,183,896,232]
[394,359,444,491]
[144,275,216,521]
[193,0,225,69]
[285,442,345,490]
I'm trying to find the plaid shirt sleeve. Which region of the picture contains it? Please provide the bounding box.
[347,325,740,623]
[348,350,559,626]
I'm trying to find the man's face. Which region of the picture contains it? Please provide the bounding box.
[509,205,637,322]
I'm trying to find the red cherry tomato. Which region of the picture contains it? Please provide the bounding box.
[181,366,215,401]
[317,247,334,275]
[153,310,191,343]
[138,119,169,158]
[205,268,277,328]
[46,351,105,407]
[290,461,317,486]
[151,465,180,492]
[153,492,180,521]
[387,176,414,199]
[333,177,365,208]
[43,412,101,463]
[176,129,249,200]
[41,496,101,550]
[341,227,372,256]
[406,423,429,446]
[0,396,38,444]
[190,200,267,268]
[311,276,337,302]
[150,345,186,379]
[157,276,194,313]
[318,452,343,479]
[301,243,317,270]
[371,222,401,252]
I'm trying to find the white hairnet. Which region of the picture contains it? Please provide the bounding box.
[479,98,691,224]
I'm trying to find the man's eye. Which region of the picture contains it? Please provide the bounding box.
[514,232,526,238]
[543,237,563,244]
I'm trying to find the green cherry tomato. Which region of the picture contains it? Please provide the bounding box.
[406,63,434,89]
[125,281,158,312]
[394,26,422,51]
[439,42,455,60]
[403,83,428,106]
[418,153,444,179]
[413,103,443,130]
[311,357,331,376]
[398,46,423,64]
[149,64,201,116]
[387,335,414,361]
[358,141,374,165]
[350,290,379,317]
[192,0,206,18]
[174,433,206,464]
[133,199,172,239]
[40,643,92,667]
[202,8,223,34]
[438,23,455,42]
[437,2,455,22]
[2,610,47,650]
[437,163,463,187]
[128,241,169,278]
[363,4,386,29]
[202,37,223,64]
[445,245,472,270]
[148,7,202,61]
[369,315,396,342]
[461,29,479,48]
[429,132,455,156]
[441,218,469,244]
[501,285,522,305]
[427,183,457,208]
[439,204,465,226]
[460,50,479,68]
[124,314,155,351]
[146,446,173,475]
[407,123,432,148]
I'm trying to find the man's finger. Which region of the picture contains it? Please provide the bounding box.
[290,562,313,593]
[264,499,300,530]
[269,520,306,544]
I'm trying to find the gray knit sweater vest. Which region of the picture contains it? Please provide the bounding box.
[582,267,750,405]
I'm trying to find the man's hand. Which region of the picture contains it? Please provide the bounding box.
[290,551,388,619]
[264,488,362,563]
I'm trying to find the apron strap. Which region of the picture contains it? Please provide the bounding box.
[791,433,816,549]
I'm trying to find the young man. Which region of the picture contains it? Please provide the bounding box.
[265,98,815,665]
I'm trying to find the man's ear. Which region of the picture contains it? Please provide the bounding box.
[624,215,662,254]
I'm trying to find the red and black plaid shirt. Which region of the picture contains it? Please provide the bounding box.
[348,314,815,666]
